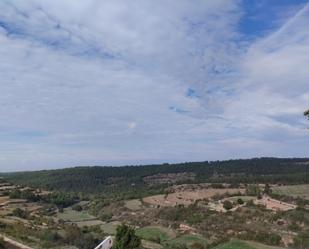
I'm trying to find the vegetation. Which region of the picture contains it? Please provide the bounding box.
[3,158,309,196]
[1,158,309,249]
[293,230,309,249]
[213,240,255,249]
[223,200,233,210]
[0,238,4,249]
[136,226,171,244]
[112,224,141,249]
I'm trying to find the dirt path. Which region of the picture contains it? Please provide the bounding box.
[0,234,34,249]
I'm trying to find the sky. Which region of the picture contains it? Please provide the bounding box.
[0,0,309,172]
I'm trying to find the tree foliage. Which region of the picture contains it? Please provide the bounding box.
[112,224,141,249]
[223,200,233,210]
[0,238,4,249]
[3,158,309,195]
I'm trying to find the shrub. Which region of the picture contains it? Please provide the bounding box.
[293,230,309,249]
[41,230,60,242]
[0,238,4,249]
[12,208,29,219]
[100,213,113,222]
[223,200,233,210]
[72,204,83,212]
[237,198,244,205]
[112,224,141,249]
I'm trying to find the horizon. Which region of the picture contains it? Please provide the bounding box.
[1,156,309,173]
[1,0,309,172]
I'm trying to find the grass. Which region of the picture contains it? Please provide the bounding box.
[136,227,171,243]
[245,241,285,249]
[75,219,104,227]
[168,234,208,247]
[100,221,121,235]
[272,184,309,199]
[57,208,96,222]
[214,240,256,249]
[227,196,256,202]
[125,199,142,210]
[142,240,163,249]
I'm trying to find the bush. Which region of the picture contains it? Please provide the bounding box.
[41,230,60,242]
[223,200,233,210]
[64,224,98,249]
[100,213,113,222]
[0,238,4,249]
[255,231,281,246]
[72,204,83,212]
[12,208,29,219]
[112,224,141,249]
[246,200,255,207]
[237,198,244,205]
[293,230,309,249]
[288,222,301,232]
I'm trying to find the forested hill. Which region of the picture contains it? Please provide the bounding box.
[2,157,309,194]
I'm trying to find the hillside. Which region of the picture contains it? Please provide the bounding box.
[2,158,309,195]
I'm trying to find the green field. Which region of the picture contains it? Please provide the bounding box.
[168,234,208,247]
[57,208,96,222]
[214,240,255,249]
[136,226,172,243]
[100,221,121,234]
[214,240,285,249]
[272,184,309,199]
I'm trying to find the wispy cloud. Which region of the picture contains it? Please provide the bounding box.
[0,1,308,171]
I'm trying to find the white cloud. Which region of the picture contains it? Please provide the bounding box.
[0,1,308,171]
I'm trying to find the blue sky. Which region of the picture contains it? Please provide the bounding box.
[0,0,309,171]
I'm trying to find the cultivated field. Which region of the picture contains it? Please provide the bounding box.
[143,188,245,207]
[169,234,208,247]
[136,226,176,242]
[245,241,286,249]
[74,219,105,228]
[125,199,142,210]
[100,221,121,235]
[272,184,309,199]
[57,208,96,222]
[0,196,10,205]
[254,196,296,211]
[213,240,256,249]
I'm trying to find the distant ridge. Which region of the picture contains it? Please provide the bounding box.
[2,157,309,194]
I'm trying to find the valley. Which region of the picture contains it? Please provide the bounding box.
[0,158,309,249]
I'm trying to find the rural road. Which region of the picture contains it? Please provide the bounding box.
[0,234,34,249]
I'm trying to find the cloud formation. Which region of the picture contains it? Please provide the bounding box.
[0,0,308,171]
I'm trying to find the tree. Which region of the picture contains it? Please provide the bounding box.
[237,198,244,205]
[304,110,309,119]
[0,238,4,249]
[264,183,271,195]
[112,224,141,249]
[72,204,82,212]
[293,230,309,249]
[12,208,29,219]
[223,200,233,210]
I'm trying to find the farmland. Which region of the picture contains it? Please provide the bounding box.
[57,208,96,222]
[272,184,309,199]
[143,188,245,207]
[1,158,309,249]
